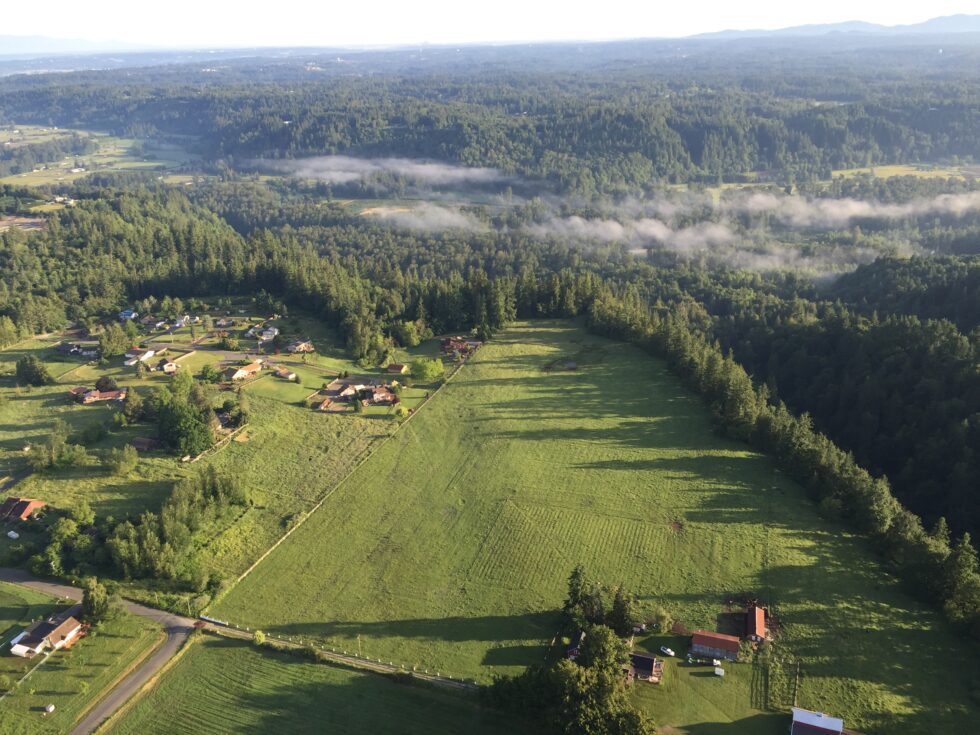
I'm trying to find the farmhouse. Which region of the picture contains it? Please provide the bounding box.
[0,497,46,522]
[56,342,99,359]
[746,605,766,642]
[367,386,398,406]
[223,361,263,381]
[629,652,663,684]
[9,615,82,658]
[156,358,179,374]
[286,338,315,353]
[789,707,844,735]
[275,367,297,381]
[124,347,156,366]
[387,363,408,375]
[70,386,127,404]
[691,630,741,661]
[567,630,585,660]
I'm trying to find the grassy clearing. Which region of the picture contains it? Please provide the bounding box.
[832,163,965,179]
[0,608,160,735]
[0,125,195,187]
[212,321,980,734]
[106,634,530,735]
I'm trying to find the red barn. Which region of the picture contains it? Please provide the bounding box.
[691,630,741,660]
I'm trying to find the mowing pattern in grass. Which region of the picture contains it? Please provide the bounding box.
[0,597,159,735]
[212,321,980,734]
[106,635,530,735]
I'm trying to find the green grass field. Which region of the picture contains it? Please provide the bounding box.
[0,606,160,735]
[106,635,531,735]
[210,321,980,734]
[0,125,196,187]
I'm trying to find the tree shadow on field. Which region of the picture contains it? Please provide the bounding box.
[274,610,559,647]
[212,655,536,735]
[683,714,786,735]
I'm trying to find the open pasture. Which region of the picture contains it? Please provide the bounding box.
[106,635,531,735]
[211,321,980,734]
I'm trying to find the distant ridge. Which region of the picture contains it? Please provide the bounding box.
[694,14,980,40]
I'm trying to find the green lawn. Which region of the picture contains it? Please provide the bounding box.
[0,607,160,735]
[106,635,531,735]
[211,321,980,734]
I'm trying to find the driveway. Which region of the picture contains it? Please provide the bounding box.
[0,568,196,735]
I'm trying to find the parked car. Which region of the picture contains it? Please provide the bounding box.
[660,646,675,657]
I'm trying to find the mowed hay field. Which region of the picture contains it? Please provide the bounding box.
[106,635,532,735]
[210,321,975,732]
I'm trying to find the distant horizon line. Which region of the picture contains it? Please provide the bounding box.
[3,12,980,57]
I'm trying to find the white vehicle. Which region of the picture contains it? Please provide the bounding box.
[660,646,675,657]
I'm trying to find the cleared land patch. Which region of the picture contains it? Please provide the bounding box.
[211,321,980,734]
[105,635,530,735]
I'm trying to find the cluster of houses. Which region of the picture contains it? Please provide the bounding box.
[68,385,128,404]
[316,376,399,412]
[9,612,83,659]
[441,336,482,361]
[138,314,200,332]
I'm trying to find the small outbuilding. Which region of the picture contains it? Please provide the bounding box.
[387,363,409,375]
[746,605,766,642]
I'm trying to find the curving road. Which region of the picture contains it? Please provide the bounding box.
[0,568,196,735]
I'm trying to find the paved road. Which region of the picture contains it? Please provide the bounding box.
[0,568,196,735]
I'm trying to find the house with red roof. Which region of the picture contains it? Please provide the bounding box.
[0,497,46,522]
[746,605,766,642]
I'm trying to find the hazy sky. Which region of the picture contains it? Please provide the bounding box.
[4,1,979,47]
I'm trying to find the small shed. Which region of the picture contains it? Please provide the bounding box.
[713,667,725,677]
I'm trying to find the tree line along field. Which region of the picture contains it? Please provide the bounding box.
[105,634,533,735]
[209,321,980,734]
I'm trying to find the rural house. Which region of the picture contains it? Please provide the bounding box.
[156,358,179,374]
[9,615,82,658]
[69,386,127,404]
[387,363,408,374]
[746,605,766,642]
[275,367,297,381]
[118,308,138,321]
[0,497,46,522]
[124,347,156,366]
[691,630,741,661]
[286,338,315,353]
[629,652,663,684]
[789,707,844,735]
[223,361,263,381]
